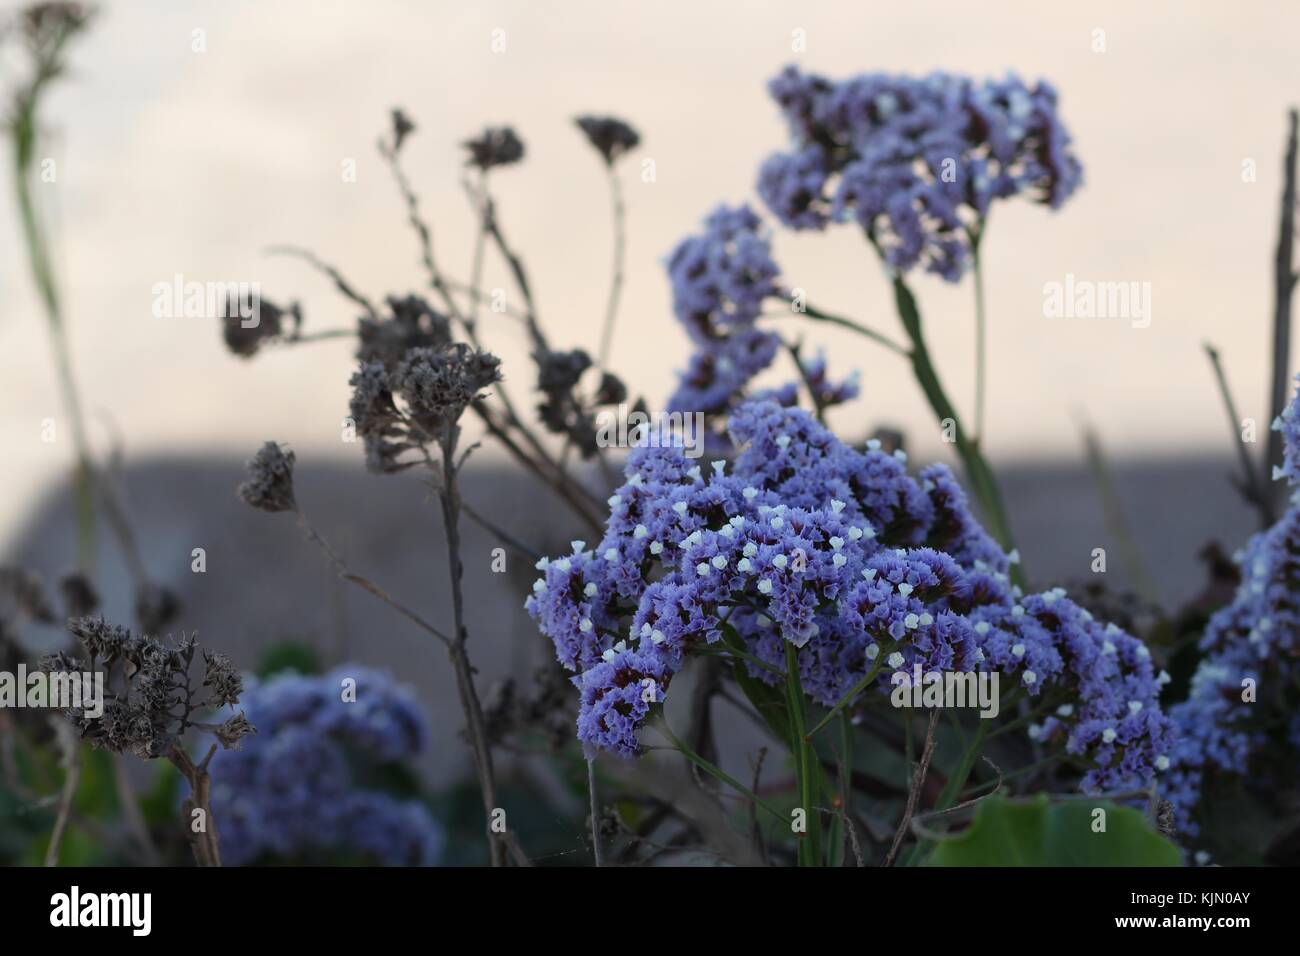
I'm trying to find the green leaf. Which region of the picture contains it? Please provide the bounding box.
[924,795,1182,867]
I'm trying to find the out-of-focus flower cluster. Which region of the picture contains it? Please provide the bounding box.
[757,65,1083,280]
[665,205,857,429]
[526,399,1171,792]
[209,666,443,866]
[40,617,253,759]
[1165,378,1300,838]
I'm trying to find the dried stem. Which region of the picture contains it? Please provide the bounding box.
[597,164,626,366]
[884,708,939,866]
[1204,342,1275,527]
[167,742,221,867]
[43,720,81,867]
[1267,108,1299,514]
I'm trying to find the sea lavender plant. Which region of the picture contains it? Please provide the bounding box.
[526,400,1173,802]
[1164,377,1300,841]
[209,667,443,866]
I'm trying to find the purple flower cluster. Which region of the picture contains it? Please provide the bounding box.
[526,399,1170,790]
[209,666,443,866]
[757,66,1083,280]
[1164,385,1300,835]
[664,205,855,421]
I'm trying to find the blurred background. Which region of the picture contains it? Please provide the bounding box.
[1,0,1296,863]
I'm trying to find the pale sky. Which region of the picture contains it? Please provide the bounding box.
[3,0,1299,546]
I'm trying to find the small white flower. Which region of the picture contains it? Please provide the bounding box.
[904,613,920,630]
[1011,643,1025,658]
[775,434,791,450]
[1194,850,1210,866]
[584,582,598,597]
[607,494,621,509]
[1128,701,1143,714]
[974,621,990,635]
[711,555,727,570]
[579,618,593,633]
[866,438,882,451]
[773,554,788,569]
[696,563,711,576]
[729,516,745,529]
[532,580,546,594]
[554,558,571,572]
[737,558,752,572]
[604,548,619,563]
[1028,724,1043,741]
[571,541,586,553]
[719,525,735,539]
[602,648,616,662]
[649,541,664,555]
[687,466,702,482]
[1022,670,1037,685]
[1157,670,1171,686]
[830,499,846,515]
[862,568,877,581]
[1155,756,1170,772]
[673,501,689,515]
[743,542,759,558]
[535,557,550,571]
[862,525,877,540]
[633,523,648,539]
[918,612,933,626]
[847,527,864,541]
[1056,704,1073,718]
[1102,728,1117,744]
[892,449,907,463]
[771,516,784,529]
[743,486,759,500]
[1011,605,1025,618]
[758,579,773,595]
[829,536,844,550]
[651,629,665,645]
[897,583,914,597]
[711,460,726,476]
[640,623,652,637]
[865,643,879,660]
[1101,640,1117,655]
[1007,549,1021,564]
[887,652,905,668]
[1137,645,1150,659]
[832,553,847,568]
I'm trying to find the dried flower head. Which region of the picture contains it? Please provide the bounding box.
[134,581,180,635]
[237,441,297,513]
[356,294,452,369]
[575,115,641,164]
[389,107,415,152]
[44,616,252,760]
[462,126,525,170]
[0,565,56,623]
[58,571,99,617]
[392,343,502,425]
[221,296,299,358]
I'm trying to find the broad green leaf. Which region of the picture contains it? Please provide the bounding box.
[925,794,1182,867]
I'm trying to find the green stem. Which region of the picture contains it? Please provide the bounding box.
[14,105,96,571]
[657,719,785,825]
[784,642,820,866]
[971,231,988,443]
[805,644,893,740]
[888,272,1021,581]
